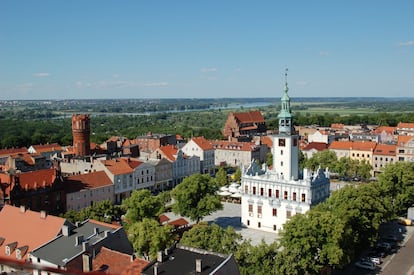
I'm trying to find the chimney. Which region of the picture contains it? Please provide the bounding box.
[20,205,26,213]
[40,210,47,219]
[82,241,89,251]
[156,251,163,263]
[94,227,99,235]
[82,253,92,272]
[75,235,84,246]
[196,259,202,273]
[62,225,70,236]
[153,263,158,275]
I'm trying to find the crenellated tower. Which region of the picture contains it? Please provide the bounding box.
[72,114,91,157]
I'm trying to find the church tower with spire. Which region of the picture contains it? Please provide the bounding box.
[273,69,299,180]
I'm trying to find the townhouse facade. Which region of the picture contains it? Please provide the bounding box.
[222,110,266,140]
[372,144,397,176]
[211,140,262,168]
[182,137,215,175]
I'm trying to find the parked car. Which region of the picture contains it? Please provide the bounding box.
[355,260,376,271]
[363,256,382,265]
[376,241,392,251]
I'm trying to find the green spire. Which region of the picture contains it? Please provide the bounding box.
[278,68,293,135]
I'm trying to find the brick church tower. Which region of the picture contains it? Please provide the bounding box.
[72,114,91,157]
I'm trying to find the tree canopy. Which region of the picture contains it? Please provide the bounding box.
[122,189,164,225]
[171,173,223,222]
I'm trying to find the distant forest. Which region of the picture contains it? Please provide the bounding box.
[0,97,413,149]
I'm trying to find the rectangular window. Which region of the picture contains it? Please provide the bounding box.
[273,225,277,231]
[272,208,277,217]
[301,194,306,202]
[257,205,262,214]
[293,192,296,201]
[247,220,250,226]
[286,210,292,219]
[248,204,253,213]
[258,222,261,228]
[245,185,248,194]
[284,191,288,200]
[268,189,272,197]
[278,138,286,147]
[253,186,256,195]
[276,190,279,198]
[260,188,264,196]
[280,150,283,155]
[293,138,297,147]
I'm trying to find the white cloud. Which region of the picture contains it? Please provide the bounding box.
[200,67,217,73]
[33,72,50,77]
[143,82,169,87]
[319,51,329,56]
[397,41,414,47]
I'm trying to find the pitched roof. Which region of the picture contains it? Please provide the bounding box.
[101,159,133,175]
[18,168,57,190]
[63,171,113,193]
[397,135,414,146]
[0,205,67,261]
[328,141,352,150]
[373,144,396,156]
[158,145,178,161]
[260,136,273,148]
[30,143,63,153]
[331,123,344,129]
[0,147,28,157]
[373,126,396,134]
[233,110,265,123]
[121,257,150,275]
[93,246,134,274]
[211,140,259,152]
[120,158,144,169]
[397,122,414,129]
[302,142,328,152]
[350,141,377,151]
[191,137,213,151]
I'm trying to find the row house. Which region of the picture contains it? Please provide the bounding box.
[397,135,414,162]
[63,171,114,212]
[0,205,70,274]
[28,143,64,160]
[134,132,177,153]
[0,147,28,167]
[222,110,266,140]
[307,129,334,145]
[372,126,397,144]
[211,140,262,168]
[301,142,328,159]
[145,158,173,192]
[397,122,414,136]
[372,144,397,176]
[150,145,199,186]
[5,152,51,172]
[97,159,134,204]
[182,137,215,175]
[0,167,65,215]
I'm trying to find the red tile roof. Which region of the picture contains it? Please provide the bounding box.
[397,122,414,129]
[374,144,396,156]
[158,145,178,161]
[397,135,414,146]
[191,137,213,151]
[159,214,170,224]
[350,141,377,151]
[120,158,143,169]
[31,143,62,153]
[19,168,57,190]
[302,142,328,151]
[0,205,66,261]
[329,141,352,150]
[93,246,134,274]
[168,218,189,227]
[101,159,133,175]
[0,147,28,157]
[260,136,273,148]
[211,140,259,152]
[234,110,265,123]
[89,219,121,230]
[373,126,396,134]
[63,171,113,193]
[121,257,150,275]
[331,123,344,129]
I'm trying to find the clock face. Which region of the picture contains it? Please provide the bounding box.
[279,138,285,147]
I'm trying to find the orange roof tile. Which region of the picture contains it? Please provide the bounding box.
[31,143,62,153]
[101,159,133,175]
[397,135,414,146]
[159,214,170,224]
[329,141,352,150]
[121,257,150,275]
[168,218,188,227]
[19,168,56,190]
[211,140,259,152]
[0,205,66,261]
[302,142,328,151]
[191,137,213,151]
[120,158,143,169]
[234,110,265,123]
[157,145,178,161]
[373,126,396,134]
[374,144,396,156]
[93,246,134,274]
[63,171,113,193]
[89,219,121,230]
[0,147,28,157]
[397,122,414,129]
[331,123,344,129]
[350,141,377,151]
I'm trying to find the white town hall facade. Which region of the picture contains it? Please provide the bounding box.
[241,71,331,233]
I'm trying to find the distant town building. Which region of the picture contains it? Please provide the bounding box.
[397,135,414,162]
[240,71,330,233]
[396,122,414,136]
[372,144,396,176]
[222,110,266,140]
[134,132,177,153]
[182,137,215,175]
[211,140,263,168]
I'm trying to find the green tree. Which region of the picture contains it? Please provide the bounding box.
[127,218,175,260]
[215,167,228,186]
[377,162,414,217]
[180,222,241,254]
[235,240,279,275]
[305,150,337,171]
[171,173,222,223]
[233,167,242,183]
[122,189,164,225]
[276,210,347,274]
[266,152,273,168]
[88,200,123,223]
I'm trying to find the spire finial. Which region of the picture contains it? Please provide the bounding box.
[284,67,289,93]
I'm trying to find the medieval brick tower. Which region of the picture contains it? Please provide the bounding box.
[72,114,91,157]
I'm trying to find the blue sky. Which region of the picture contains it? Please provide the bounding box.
[1,1,413,100]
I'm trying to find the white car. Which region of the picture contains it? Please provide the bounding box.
[355,260,376,271]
